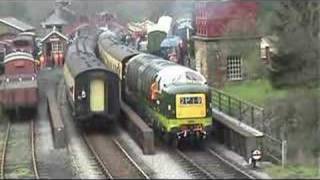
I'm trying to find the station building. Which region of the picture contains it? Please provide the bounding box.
[193,0,261,87]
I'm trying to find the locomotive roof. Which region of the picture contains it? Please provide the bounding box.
[4,52,34,63]
[98,32,139,62]
[65,51,112,78]
[128,53,207,90]
[13,35,33,42]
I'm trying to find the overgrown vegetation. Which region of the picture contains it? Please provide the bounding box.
[269,1,320,88]
[265,164,318,179]
[222,78,287,105]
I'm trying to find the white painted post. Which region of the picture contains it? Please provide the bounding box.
[282,140,287,168]
[318,156,320,178]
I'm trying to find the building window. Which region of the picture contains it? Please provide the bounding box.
[227,55,242,80]
[52,42,63,53]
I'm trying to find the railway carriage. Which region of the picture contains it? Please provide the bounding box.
[64,35,120,123]
[97,32,212,145]
[97,31,139,99]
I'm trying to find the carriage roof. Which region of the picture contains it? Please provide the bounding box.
[98,32,139,62]
[65,51,112,78]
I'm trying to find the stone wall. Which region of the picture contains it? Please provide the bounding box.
[194,36,261,87]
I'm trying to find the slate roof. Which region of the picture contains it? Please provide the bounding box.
[42,10,68,26]
[0,17,35,32]
[42,4,76,27]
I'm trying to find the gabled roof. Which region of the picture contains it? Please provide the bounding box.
[42,9,68,27]
[41,27,68,42]
[0,17,35,32]
[42,5,76,27]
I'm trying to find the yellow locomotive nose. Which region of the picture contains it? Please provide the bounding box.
[176,93,206,119]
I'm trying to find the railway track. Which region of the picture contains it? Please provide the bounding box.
[83,132,150,179]
[174,146,255,179]
[0,120,39,179]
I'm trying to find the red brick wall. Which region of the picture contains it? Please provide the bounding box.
[4,59,35,75]
[195,0,258,37]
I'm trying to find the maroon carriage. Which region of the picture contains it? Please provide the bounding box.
[0,51,38,111]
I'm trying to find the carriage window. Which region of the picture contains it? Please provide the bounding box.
[14,40,29,47]
[180,97,202,105]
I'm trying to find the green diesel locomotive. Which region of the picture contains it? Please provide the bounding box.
[97,32,212,145]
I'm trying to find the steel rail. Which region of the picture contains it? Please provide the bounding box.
[112,138,150,179]
[175,149,216,179]
[0,122,10,179]
[83,134,113,179]
[207,148,256,179]
[31,120,39,179]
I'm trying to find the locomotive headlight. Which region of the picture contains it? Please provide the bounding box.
[19,77,22,82]
[32,76,35,81]
[168,105,171,110]
[6,78,9,83]
[81,90,86,98]
[156,100,160,105]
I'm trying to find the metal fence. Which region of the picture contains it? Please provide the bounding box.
[211,88,287,166]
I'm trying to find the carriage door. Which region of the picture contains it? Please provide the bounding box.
[90,79,105,112]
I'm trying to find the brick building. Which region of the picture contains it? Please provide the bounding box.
[193,0,260,87]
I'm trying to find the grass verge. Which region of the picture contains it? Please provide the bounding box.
[221,78,288,106]
[265,164,318,179]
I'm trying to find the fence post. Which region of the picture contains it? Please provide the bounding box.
[282,140,287,168]
[218,91,222,111]
[262,109,266,133]
[239,101,242,121]
[251,106,254,127]
[228,96,231,115]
